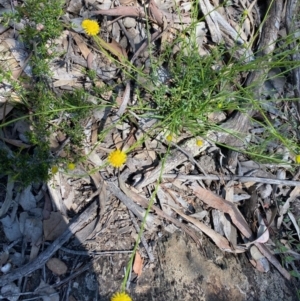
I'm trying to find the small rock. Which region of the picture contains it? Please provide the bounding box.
[123,17,136,28]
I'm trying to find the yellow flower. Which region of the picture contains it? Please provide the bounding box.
[67,163,76,170]
[108,149,127,168]
[166,134,173,142]
[111,292,132,301]
[295,155,300,164]
[196,139,203,147]
[51,166,59,174]
[82,19,100,36]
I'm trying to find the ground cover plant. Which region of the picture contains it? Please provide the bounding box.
[0,0,300,299]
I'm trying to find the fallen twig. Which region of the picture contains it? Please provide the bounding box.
[105,179,159,229]
[129,210,155,262]
[163,174,300,187]
[112,81,131,123]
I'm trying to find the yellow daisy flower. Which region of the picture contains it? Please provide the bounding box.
[82,19,100,36]
[196,139,203,147]
[67,163,76,170]
[108,149,127,168]
[295,155,300,164]
[111,292,132,301]
[166,134,173,142]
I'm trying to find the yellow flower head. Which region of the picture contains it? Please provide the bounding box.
[82,19,100,36]
[108,149,127,168]
[67,163,76,170]
[196,139,203,147]
[111,292,132,301]
[166,134,173,142]
[51,166,59,174]
[295,155,300,164]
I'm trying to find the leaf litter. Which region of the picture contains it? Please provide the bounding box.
[0,0,300,299]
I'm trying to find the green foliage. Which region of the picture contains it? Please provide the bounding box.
[0,144,51,186]
[16,0,63,43]
[12,0,64,77]
[150,37,242,135]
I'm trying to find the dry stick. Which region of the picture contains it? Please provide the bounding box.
[0,200,98,287]
[131,30,162,63]
[43,241,132,256]
[285,0,300,113]
[170,142,208,176]
[163,174,300,187]
[117,20,135,53]
[104,180,159,228]
[111,81,131,123]
[128,210,155,262]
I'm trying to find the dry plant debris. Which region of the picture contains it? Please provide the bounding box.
[0,0,300,299]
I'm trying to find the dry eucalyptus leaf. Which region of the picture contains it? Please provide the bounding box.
[19,186,36,211]
[43,212,69,241]
[4,38,32,77]
[0,104,14,121]
[46,258,68,275]
[0,215,22,242]
[157,186,180,217]
[287,211,300,241]
[0,137,31,148]
[255,257,270,273]
[256,212,269,244]
[133,251,143,277]
[1,282,20,301]
[19,212,42,244]
[0,250,9,266]
[257,184,272,199]
[278,186,300,228]
[223,184,237,246]
[249,245,270,273]
[34,280,59,301]
[0,178,14,218]
[250,245,264,261]
[172,206,244,253]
